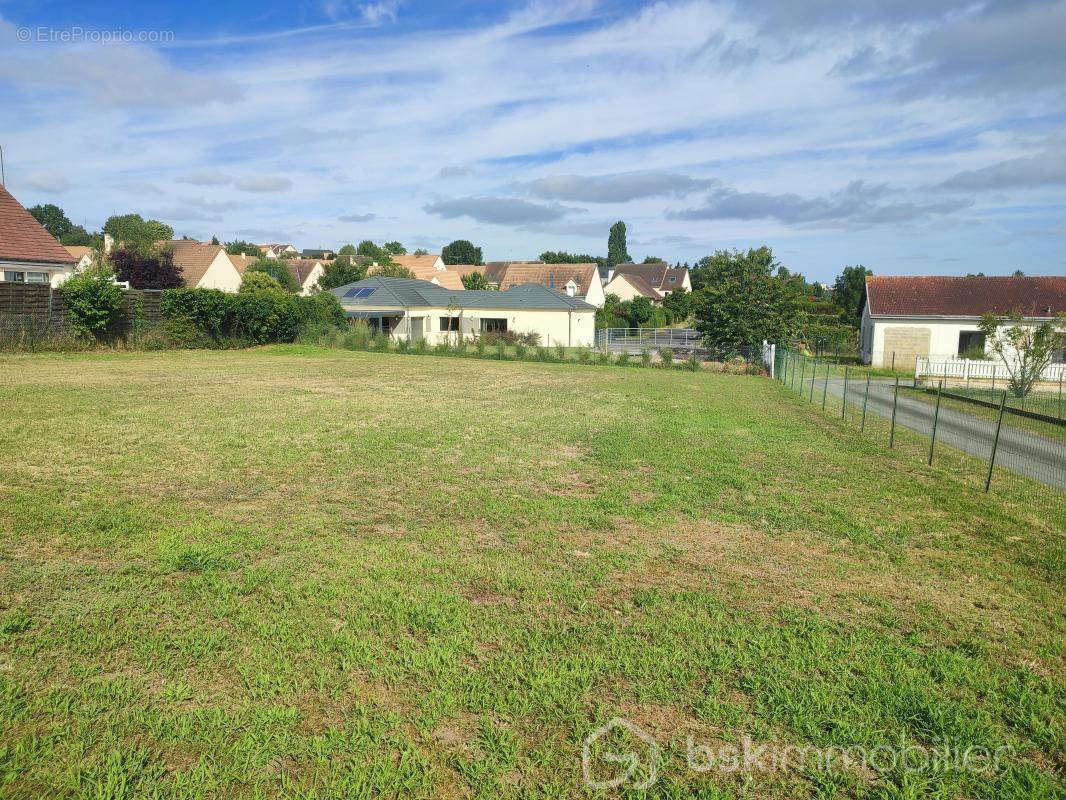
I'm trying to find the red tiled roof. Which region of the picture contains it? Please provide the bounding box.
[498,263,599,296]
[611,262,688,291]
[0,185,76,265]
[864,275,1066,318]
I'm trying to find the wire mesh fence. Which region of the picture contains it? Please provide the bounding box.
[773,347,1066,517]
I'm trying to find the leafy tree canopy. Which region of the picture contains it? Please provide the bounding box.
[372,263,416,278]
[109,246,184,290]
[60,224,100,248]
[461,271,489,290]
[247,258,300,293]
[383,241,407,256]
[319,256,367,290]
[28,203,73,240]
[442,239,483,265]
[413,248,429,256]
[831,264,872,327]
[642,256,666,264]
[337,243,357,256]
[539,250,605,266]
[356,240,395,265]
[225,240,261,256]
[979,311,1066,397]
[693,247,804,350]
[103,214,174,255]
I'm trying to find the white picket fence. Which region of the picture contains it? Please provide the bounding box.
[916,356,1066,383]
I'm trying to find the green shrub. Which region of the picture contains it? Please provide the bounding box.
[537,346,550,361]
[434,341,451,356]
[297,292,345,330]
[397,338,411,353]
[519,332,541,347]
[616,351,631,367]
[659,347,674,367]
[555,343,566,362]
[342,322,372,350]
[515,343,527,359]
[57,270,123,340]
[475,338,487,357]
[496,341,506,360]
[640,348,652,368]
[687,351,700,371]
[234,274,303,344]
[160,288,235,339]
[372,332,389,350]
[414,338,428,354]
[597,350,612,365]
[577,349,591,365]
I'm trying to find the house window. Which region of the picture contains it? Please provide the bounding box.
[3,271,26,283]
[481,318,507,333]
[26,272,49,284]
[439,316,460,332]
[958,330,985,357]
[668,276,676,283]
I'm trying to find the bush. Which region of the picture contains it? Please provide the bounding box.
[296,291,345,332]
[515,343,527,359]
[397,338,411,353]
[640,348,652,368]
[616,351,631,367]
[519,332,541,347]
[235,273,303,344]
[577,349,591,365]
[475,338,487,357]
[496,341,506,360]
[687,351,701,371]
[597,350,612,365]
[57,270,124,340]
[372,332,389,350]
[160,288,235,339]
[246,259,300,293]
[555,343,566,362]
[659,347,674,367]
[110,246,184,290]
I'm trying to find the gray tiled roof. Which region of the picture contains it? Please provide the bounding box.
[330,276,596,311]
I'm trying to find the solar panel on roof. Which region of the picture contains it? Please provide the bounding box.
[343,287,362,297]
[357,288,376,298]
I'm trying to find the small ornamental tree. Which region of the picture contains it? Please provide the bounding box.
[461,271,489,290]
[109,246,184,290]
[319,256,367,290]
[979,311,1066,397]
[246,258,300,293]
[57,269,124,340]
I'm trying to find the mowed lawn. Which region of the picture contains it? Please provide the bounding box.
[0,348,1062,799]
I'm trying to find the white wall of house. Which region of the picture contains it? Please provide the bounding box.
[197,253,243,292]
[1,261,74,287]
[352,305,596,347]
[603,274,659,304]
[662,272,691,294]
[300,263,325,295]
[581,276,606,308]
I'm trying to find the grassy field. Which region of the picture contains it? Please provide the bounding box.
[0,347,1062,799]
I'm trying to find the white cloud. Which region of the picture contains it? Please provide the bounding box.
[234,177,293,193]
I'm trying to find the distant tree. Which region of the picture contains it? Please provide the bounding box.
[247,258,300,293]
[383,241,407,256]
[694,247,803,350]
[413,248,429,256]
[979,311,1066,397]
[442,239,483,265]
[461,271,489,290]
[662,286,692,320]
[1013,269,1025,276]
[831,265,873,327]
[28,204,73,240]
[642,256,665,264]
[60,224,100,247]
[109,246,184,290]
[225,240,261,256]
[338,243,357,256]
[372,263,416,279]
[319,256,367,290]
[210,235,221,246]
[103,214,174,255]
[607,221,631,267]
[540,250,604,266]
[628,296,653,326]
[356,240,395,265]
[596,293,626,329]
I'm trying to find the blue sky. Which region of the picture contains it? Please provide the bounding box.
[1,0,1064,280]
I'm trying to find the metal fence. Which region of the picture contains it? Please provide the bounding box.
[774,347,1066,517]
[596,328,703,354]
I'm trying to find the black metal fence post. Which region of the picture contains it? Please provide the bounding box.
[810,358,818,403]
[861,372,870,432]
[822,361,830,410]
[842,366,849,419]
[889,376,900,448]
[799,356,806,396]
[985,391,1008,493]
[928,380,943,466]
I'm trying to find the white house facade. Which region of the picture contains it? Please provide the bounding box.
[331,276,596,347]
[859,275,1066,368]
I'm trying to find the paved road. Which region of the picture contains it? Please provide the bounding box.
[808,377,1066,490]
